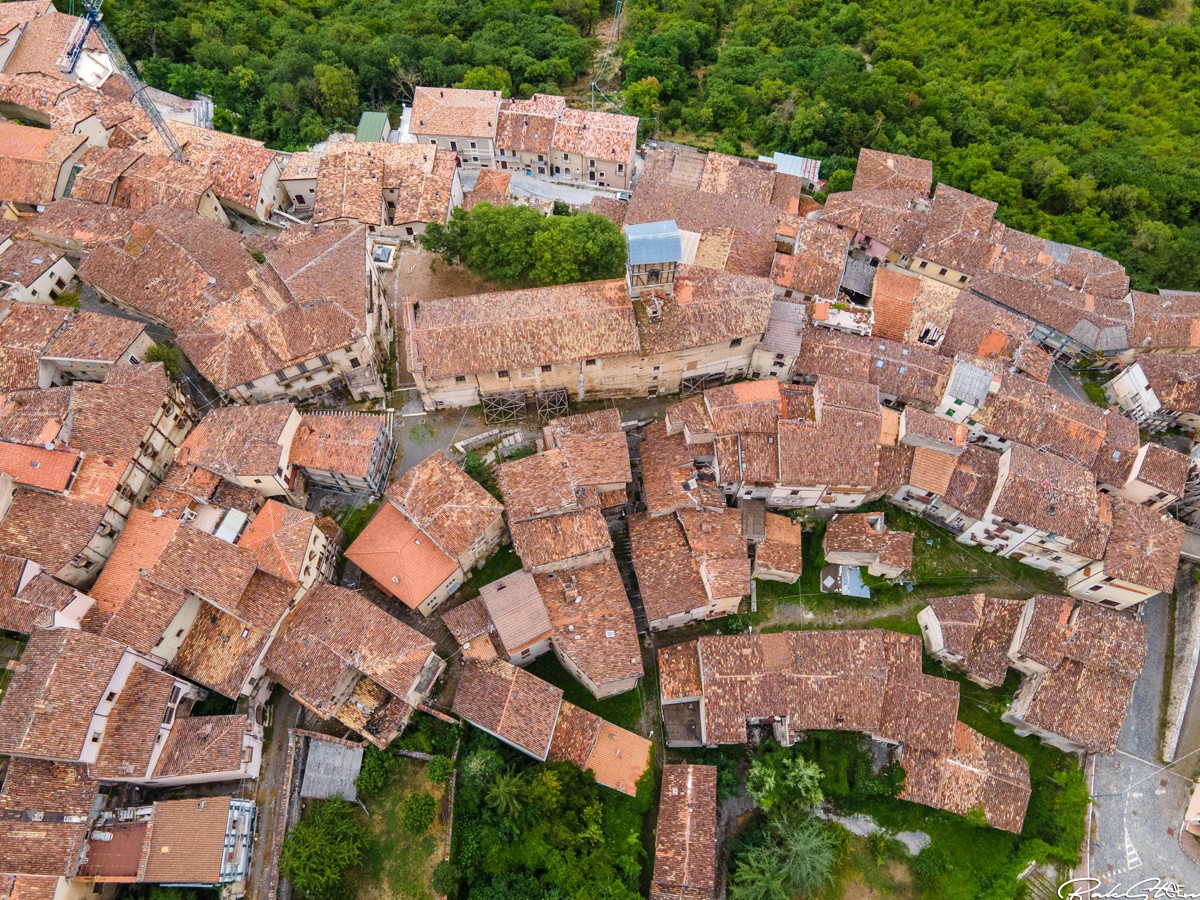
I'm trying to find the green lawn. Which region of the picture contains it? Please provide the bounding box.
[337,500,380,545]
[456,545,523,601]
[751,503,1064,627]
[525,652,646,733]
[0,633,27,702]
[351,758,446,900]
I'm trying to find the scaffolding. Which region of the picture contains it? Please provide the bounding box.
[481,390,526,425]
[680,372,725,396]
[535,388,569,422]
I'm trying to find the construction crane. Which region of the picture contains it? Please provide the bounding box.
[58,0,185,162]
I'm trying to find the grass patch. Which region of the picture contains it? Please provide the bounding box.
[351,758,446,900]
[751,504,1063,628]
[455,546,523,601]
[1082,382,1110,407]
[824,833,916,899]
[525,652,644,732]
[337,501,380,545]
[0,633,27,702]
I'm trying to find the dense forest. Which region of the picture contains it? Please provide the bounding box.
[99,0,1200,289]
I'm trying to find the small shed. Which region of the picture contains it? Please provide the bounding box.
[625,220,683,297]
[301,735,365,801]
[356,111,390,143]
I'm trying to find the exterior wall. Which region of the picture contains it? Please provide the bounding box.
[548,148,633,190]
[371,566,463,617]
[415,133,495,168]
[5,256,76,304]
[45,330,155,385]
[957,513,1091,578]
[528,546,612,575]
[508,634,553,667]
[198,188,231,226]
[456,513,506,573]
[414,337,764,410]
[1066,563,1160,610]
[496,147,550,177]
[752,563,800,584]
[281,176,317,213]
[1104,364,1170,430]
[766,483,871,511]
[553,640,639,699]
[225,336,385,404]
[54,142,91,201]
[905,255,973,289]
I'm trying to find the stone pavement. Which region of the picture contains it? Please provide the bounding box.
[1089,593,1200,889]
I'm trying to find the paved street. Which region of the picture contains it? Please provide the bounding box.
[1049,361,1092,404]
[1090,593,1200,888]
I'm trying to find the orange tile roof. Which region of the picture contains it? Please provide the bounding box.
[870,267,919,341]
[0,121,84,205]
[141,797,233,884]
[236,498,315,583]
[88,507,180,618]
[345,502,459,609]
[0,439,79,491]
[908,447,959,496]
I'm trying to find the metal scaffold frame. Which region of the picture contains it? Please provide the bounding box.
[534,387,569,422]
[481,390,526,425]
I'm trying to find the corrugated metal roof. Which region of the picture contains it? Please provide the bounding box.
[301,737,364,800]
[759,152,821,182]
[626,220,682,265]
[356,111,390,142]
[947,361,993,407]
[760,300,806,356]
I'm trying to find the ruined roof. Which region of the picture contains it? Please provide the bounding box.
[537,559,643,691]
[639,422,725,517]
[266,582,437,717]
[453,658,563,760]
[772,217,850,300]
[385,450,503,558]
[658,639,703,701]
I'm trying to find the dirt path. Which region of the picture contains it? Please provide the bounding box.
[244,692,302,900]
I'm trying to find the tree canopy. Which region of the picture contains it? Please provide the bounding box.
[101,0,600,149]
[619,0,1200,291]
[420,203,627,286]
[280,796,371,900]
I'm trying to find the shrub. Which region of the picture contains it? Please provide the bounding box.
[432,859,460,898]
[145,342,186,379]
[52,289,80,309]
[427,754,453,783]
[354,744,398,797]
[402,792,437,834]
[280,796,370,900]
[462,451,500,500]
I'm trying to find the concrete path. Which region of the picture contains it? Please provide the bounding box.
[1048,361,1092,404]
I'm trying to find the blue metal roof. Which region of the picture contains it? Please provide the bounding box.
[625,220,682,265]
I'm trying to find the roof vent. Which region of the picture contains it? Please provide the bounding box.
[605,629,616,638]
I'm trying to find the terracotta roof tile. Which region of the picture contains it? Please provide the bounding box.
[652,764,717,898]
[91,662,176,779]
[636,268,772,355]
[345,502,459,609]
[509,508,612,570]
[153,716,253,780]
[908,447,958,496]
[0,121,84,206]
[629,512,710,623]
[1135,443,1190,496]
[551,106,637,164]
[1100,498,1183,594]
[0,628,125,760]
[771,218,850,299]
[236,498,316,583]
[0,440,80,491]
[658,640,703,701]
[178,401,293,479]
[851,149,933,196]
[639,422,724,517]
[88,507,180,619]
[453,658,562,760]
[755,513,803,578]
[385,450,502,558]
[1130,290,1200,351]
[42,310,145,363]
[141,797,234,884]
[411,87,500,139]
[0,490,106,573]
[537,559,642,691]
[923,593,1024,686]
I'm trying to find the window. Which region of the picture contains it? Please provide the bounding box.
[918,261,927,269]
[959,274,968,283]
[617,163,624,173]
[789,490,800,496]
[455,375,467,383]
[470,141,477,149]
[585,358,597,366]
[348,357,360,368]
[450,141,458,150]
[319,354,330,365]
[938,268,947,276]
[730,338,743,348]
[296,361,308,374]
[91,732,101,743]
[497,369,509,378]
[652,365,662,373]
[564,153,569,161]
[105,691,117,702]
[541,364,552,373]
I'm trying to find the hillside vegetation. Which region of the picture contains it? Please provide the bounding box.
[103,0,1200,289]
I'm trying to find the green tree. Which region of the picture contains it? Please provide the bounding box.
[746,744,824,812]
[729,813,836,900]
[456,66,513,97]
[431,860,460,898]
[402,792,437,834]
[311,63,358,123]
[485,769,525,819]
[145,343,186,379]
[529,213,628,285]
[462,451,500,500]
[624,76,662,120]
[427,754,453,783]
[460,748,503,793]
[280,796,370,900]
